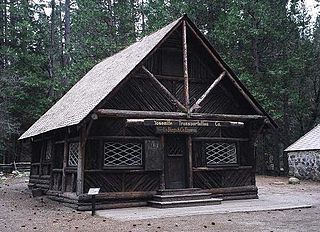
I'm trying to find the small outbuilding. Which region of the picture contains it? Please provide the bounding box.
[19,16,276,210]
[285,124,320,181]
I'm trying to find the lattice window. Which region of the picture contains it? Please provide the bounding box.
[45,140,53,160]
[104,142,142,167]
[68,142,79,166]
[205,142,237,165]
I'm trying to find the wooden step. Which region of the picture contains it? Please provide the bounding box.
[153,192,212,202]
[156,188,201,195]
[148,198,222,208]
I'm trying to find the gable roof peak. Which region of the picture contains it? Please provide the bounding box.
[19,15,276,140]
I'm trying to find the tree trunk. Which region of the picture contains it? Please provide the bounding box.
[251,12,260,75]
[141,0,145,34]
[59,0,64,67]
[0,0,7,69]
[48,0,55,97]
[64,0,71,66]
[282,90,290,173]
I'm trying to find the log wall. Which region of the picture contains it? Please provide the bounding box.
[193,166,253,189]
[84,171,161,193]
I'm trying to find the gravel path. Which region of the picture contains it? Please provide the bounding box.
[0,175,320,232]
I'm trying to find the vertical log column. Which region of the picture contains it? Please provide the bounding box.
[249,120,265,186]
[61,132,68,192]
[182,20,193,188]
[249,135,256,186]
[182,20,189,109]
[160,135,166,189]
[39,138,45,177]
[187,136,193,187]
[77,126,86,195]
[49,139,55,190]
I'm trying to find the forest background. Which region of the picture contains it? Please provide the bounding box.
[1,0,320,174]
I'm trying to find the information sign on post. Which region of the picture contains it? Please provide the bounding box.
[88,188,100,216]
[88,188,100,195]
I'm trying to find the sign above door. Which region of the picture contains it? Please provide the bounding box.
[126,119,244,128]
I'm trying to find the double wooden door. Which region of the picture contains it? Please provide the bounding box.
[164,135,186,189]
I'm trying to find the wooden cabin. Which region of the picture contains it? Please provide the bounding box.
[19,16,276,210]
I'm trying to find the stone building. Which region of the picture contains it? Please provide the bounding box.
[285,124,320,181]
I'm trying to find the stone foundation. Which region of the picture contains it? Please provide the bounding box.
[287,150,320,181]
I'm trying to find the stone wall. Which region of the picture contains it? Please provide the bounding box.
[288,150,320,181]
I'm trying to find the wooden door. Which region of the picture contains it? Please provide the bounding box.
[164,136,186,189]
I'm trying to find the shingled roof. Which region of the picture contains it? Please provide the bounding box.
[285,124,320,152]
[19,18,182,140]
[20,16,277,140]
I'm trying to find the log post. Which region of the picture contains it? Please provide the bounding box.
[248,126,256,186]
[187,136,193,188]
[61,132,68,192]
[49,139,55,190]
[77,126,87,195]
[39,138,45,177]
[76,120,93,195]
[182,20,190,110]
[249,120,265,185]
[160,135,165,190]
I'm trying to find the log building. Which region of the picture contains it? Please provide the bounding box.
[19,16,276,210]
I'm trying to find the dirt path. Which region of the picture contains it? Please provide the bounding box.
[0,175,320,232]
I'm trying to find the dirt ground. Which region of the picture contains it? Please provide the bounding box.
[1,174,320,232]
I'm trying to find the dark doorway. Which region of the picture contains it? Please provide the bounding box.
[164,135,186,189]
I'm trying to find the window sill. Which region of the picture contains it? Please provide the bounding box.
[102,166,143,170]
[85,169,149,173]
[193,166,252,171]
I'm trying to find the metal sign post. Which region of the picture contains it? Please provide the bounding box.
[88,188,100,216]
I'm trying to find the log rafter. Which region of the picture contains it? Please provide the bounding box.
[189,71,226,112]
[141,66,187,113]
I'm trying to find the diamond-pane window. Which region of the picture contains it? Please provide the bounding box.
[68,142,79,166]
[104,142,142,167]
[205,142,237,165]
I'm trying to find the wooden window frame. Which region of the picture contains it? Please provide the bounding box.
[202,140,240,167]
[102,139,144,170]
[68,142,80,167]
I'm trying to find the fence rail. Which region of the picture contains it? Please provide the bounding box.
[0,162,31,173]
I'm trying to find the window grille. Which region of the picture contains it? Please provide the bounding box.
[104,142,142,167]
[205,142,237,165]
[45,140,52,160]
[68,142,79,166]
